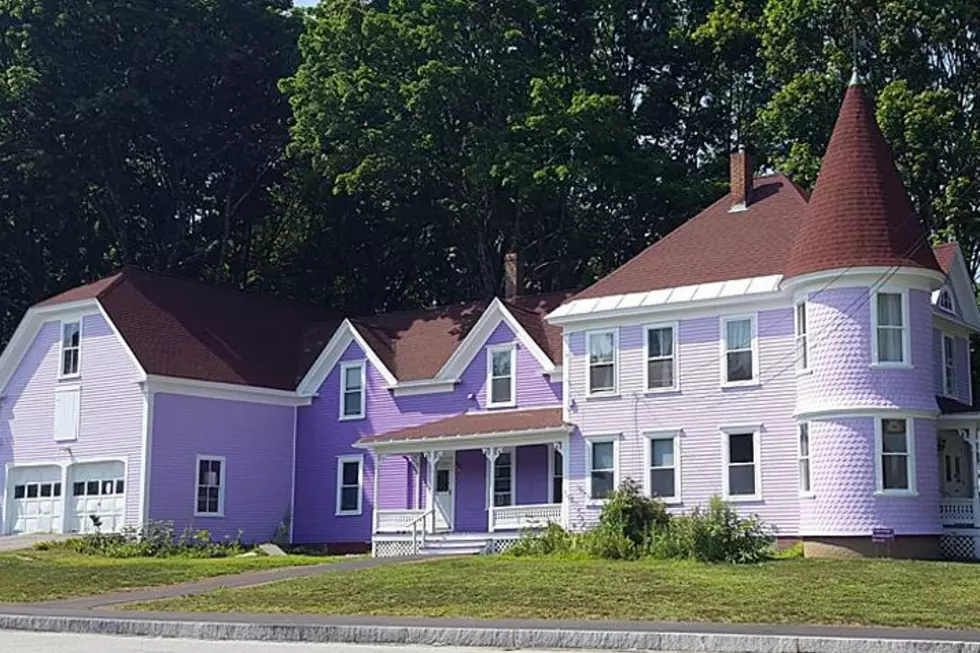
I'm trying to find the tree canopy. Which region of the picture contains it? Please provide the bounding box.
[1,0,978,341]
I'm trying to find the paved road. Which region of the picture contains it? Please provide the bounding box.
[2,631,553,652]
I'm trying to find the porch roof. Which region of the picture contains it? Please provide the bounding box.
[355,407,567,451]
[939,396,980,415]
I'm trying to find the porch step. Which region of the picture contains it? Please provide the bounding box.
[418,534,490,556]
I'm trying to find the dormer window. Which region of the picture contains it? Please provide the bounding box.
[60,321,81,378]
[339,361,365,420]
[487,345,516,408]
[938,288,954,313]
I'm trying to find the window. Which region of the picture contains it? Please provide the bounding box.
[487,346,516,407]
[938,288,954,312]
[722,316,756,384]
[799,423,812,495]
[645,324,678,391]
[645,431,680,502]
[723,428,760,500]
[493,451,514,507]
[943,335,956,397]
[339,362,365,420]
[876,418,914,494]
[195,456,225,516]
[586,330,617,395]
[873,292,907,364]
[60,321,81,377]
[795,301,809,371]
[336,455,363,515]
[550,446,563,504]
[587,438,617,500]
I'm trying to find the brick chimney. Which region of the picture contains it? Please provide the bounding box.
[729,145,752,212]
[503,251,522,301]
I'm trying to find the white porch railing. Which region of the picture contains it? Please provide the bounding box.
[941,498,975,526]
[375,509,426,533]
[491,503,562,531]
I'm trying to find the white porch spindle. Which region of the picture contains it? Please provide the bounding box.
[482,446,501,533]
[372,453,384,534]
[972,428,980,529]
[424,450,443,533]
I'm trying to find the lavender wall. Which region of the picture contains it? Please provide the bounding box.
[149,393,294,542]
[454,450,487,532]
[564,308,800,533]
[292,320,562,544]
[0,314,144,532]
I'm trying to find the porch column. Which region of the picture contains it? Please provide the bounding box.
[371,452,385,534]
[970,427,980,530]
[423,450,443,533]
[482,447,501,533]
[555,439,568,528]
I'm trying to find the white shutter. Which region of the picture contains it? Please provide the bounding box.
[53,386,81,442]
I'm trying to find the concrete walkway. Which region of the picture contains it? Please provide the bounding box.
[0,533,73,552]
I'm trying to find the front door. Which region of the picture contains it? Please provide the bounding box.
[433,453,455,531]
[940,429,974,499]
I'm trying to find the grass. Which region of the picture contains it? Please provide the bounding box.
[133,555,980,629]
[0,548,333,603]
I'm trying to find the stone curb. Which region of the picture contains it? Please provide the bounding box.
[3,613,980,653]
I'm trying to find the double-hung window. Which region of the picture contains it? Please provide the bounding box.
[493,450,514,507]
[586,437,617,500]
[551,446,563,504]
[195,456,225,516]
[645,431,680,502]
[645,323,678,391]
[722,428,760,500]
[873,292,908,364]
[876,418,914,494]
[339,361,365,420]
[487,345,516,407]
[943,335,956,397]
[60,321,81,378]
[795,301,809,371]
[722,316,757,384]
[586,330,617,395]
[798,423,812,495]
[336,455,363,515]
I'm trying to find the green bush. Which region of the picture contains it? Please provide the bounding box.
[652,497,775,563]
[35,520,249,559]
[582,479,670,560]
[507,522,577,557]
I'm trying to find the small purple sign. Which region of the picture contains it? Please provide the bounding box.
[872,527,895,543]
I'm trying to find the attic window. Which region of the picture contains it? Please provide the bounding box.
[938,289,954,313]
[60,321,81,378]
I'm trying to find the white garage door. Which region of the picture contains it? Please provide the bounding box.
[5,466,64,535]
[68,461,126,534]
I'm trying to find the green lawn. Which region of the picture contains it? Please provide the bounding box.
[134,555,980,629]
[0,549,330,603]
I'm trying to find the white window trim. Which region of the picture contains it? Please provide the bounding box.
[585,329,619,397]
[52,384,81,442]
[547,443,563,504]
[584,434,620,504]
[194,455,226,518]
[489,447,516,508]
[643,322,679,393]
[937,288,954,313]
[870,288,912,368]
[798,422,814,498]
[338,361,366,421]
[58,319,82,380]
[720,314,759,387]
[874,417,917,496]
[642,429,682,504]
[335,454,364,516]
[942,334,956,398]
[486,344,517,408]
[720,425,762,502]
[794,299,810,374]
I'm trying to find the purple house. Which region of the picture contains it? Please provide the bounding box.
[1,78,978,559]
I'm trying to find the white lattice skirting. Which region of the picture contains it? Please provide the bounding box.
[373,539,418,558]
[373,534,523,558]
[940,534,978,561]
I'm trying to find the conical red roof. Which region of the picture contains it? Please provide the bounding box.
[784,82,940,278]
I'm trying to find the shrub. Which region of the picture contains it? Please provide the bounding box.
[653,496,775,563]
[34,520,248,559]
[507,522,577,557]
[583,479,670,559]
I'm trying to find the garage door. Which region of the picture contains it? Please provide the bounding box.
[5,466,64,535]
[68,461,126,534]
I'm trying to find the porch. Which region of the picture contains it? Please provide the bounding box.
[355,408,569,557]
[938,417,980,560]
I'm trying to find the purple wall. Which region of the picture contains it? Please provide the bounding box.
[517,444,550,504]
[0,314,144,532]
[454,450,487,532]
[292,320,562,544]
[149,393,294,543]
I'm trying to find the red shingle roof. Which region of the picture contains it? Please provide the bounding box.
[572,175,809,300]
[357,408,566,445]
[37,268,567,389]
[784,83,941,278]
[933,242,959,274]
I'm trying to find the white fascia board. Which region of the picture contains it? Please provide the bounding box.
[95,301,147,381]
[546,275,786,326]
[391,379,458,397]
[354,425,572,455]
[947,247,980,329]
[435,298,556,380]
[296,319,398,396]
[145,375,312,407]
